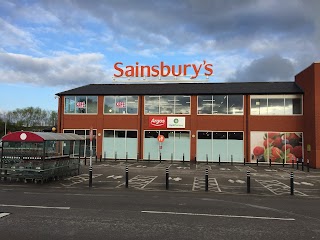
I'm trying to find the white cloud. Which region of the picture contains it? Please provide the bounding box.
[0,52,113,87]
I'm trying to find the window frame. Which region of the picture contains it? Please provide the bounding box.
[64,96,98,115]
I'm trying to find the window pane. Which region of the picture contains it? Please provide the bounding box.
[212,95,227,114]
[104,96,115,114]
[87,96,98,113]
[64,96,75,113]
[213,132,227,139]
[251,97,267,115]
[268,98,284,115]
[127,96,138,114]
[228,132,243,140]
[198,95,212,114]
[104,130,114,137]
[175,96,190,114]
[127,131,137,138]
[198,132,212,139]
[228,95,243,114]
[144,131,158,138]
[145,96,159,114]
[285,96,302,115]
[115,131,125,138]
[63,129,74,133]
[160,95,174,114]
[115,96,126,114]
[75,130,85,135]
[75,96,87,113]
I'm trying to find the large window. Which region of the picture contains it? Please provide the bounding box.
[103,130,138,159]
[104,96,138,114]
[250,131,303,164]
[63,129,97,157]
[251,95,302,115]
[64,96,98,114]
[144,96,190,114]
[197,95,243,115]
[197,131,244,162]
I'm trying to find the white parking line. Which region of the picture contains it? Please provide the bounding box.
[0,213,10,218]
[256,180,308,196]
[0,204,70,210]
[141,211,295,221]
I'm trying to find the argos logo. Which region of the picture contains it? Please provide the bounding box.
[149,117,166,128]
[114,61,213,79]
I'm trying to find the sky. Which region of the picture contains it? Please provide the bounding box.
[0,0,319,112]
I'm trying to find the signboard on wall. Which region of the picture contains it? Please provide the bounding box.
[149,116,166,128]
[167,117,185,128]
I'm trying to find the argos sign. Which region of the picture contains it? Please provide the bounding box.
[149,116,166,128]
[114,61,213,79]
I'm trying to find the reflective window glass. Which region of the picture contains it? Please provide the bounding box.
[87,96,98,113]
[75,96,87,113]
[212,96,227,114]
[228,95,243,114]
[64,96,75,113]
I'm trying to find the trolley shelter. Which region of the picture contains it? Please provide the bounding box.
[0,131,85,183]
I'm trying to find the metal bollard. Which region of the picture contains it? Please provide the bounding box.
[148,152,150,162]
[307,159,310,172]
[126,152,128,162]
[115,152,117,162]
[290,172,294,195]
[183,153,185,163]
[171,153,173,164]
[206,154,208,165]
[257,158,259,166]
[282,158,285,167]
[89,166,93,188]
[243,157,246,165]
[296,160,299,170]
[247,170,250,193]
[166,167,169,190]
[137,152,139,162]
[84,156,87,166]
[231,155,233,165]
[219,154,221,165]
[125,166,129,188]
[269,158,271,167]
[100,155,102,162]
[195,155,197,163]
[205,169,209,192]
[160,153,162,163]
[301,158,304,171]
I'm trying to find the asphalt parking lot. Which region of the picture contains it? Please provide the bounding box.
[36,160,320,198]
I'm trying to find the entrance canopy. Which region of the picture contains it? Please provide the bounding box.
[1,131,85,142]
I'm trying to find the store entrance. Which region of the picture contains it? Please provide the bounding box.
[144,130,190,161]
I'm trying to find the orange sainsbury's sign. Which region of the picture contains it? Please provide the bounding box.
[113,61,213,79]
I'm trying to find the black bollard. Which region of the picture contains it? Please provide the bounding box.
[307,159,310,172]
[219,154,221,165]
[160,153,162,163]
[84,156,87,166]
[195,155,197,163]
[247,170,250,193]
[301,158,304,171]
[257,158,259,166]
[126,152,128,162]
[269,158,271,167]
[171,153,173,164]
[125,166,129,188]
[244,157,246,165]
[183,153,185,163]
[137,152,139,162]
[89,166,93,188]
[290,172,294,195]
[206,154,208,165]
[296,160,299,170]
[166,167,169,190]
[205,168,209,192]
[282,158,285,167]
[100,155,102,162]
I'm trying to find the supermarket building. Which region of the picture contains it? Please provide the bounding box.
[56,62,320,168]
